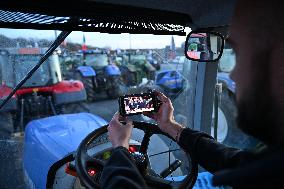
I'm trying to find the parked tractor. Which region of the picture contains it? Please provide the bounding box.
[0,48,87,136]
[75,50,122,101]
[118,53,156,86]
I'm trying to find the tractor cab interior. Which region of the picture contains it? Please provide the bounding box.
[0,0,277,189]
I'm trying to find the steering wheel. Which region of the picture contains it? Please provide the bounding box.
[75,122,198,189]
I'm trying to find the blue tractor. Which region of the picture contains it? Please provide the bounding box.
[214,48,257,149]
[23,113,108,189]
[75,50,122,101]
[154,70,185,97]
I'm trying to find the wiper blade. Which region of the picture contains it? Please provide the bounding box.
[0,31,71,109]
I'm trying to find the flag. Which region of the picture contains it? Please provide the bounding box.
[170,36,176,51]
[169,36,176,59]
[82,33,87,51]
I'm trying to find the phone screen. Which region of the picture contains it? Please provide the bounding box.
[119,93,157,116]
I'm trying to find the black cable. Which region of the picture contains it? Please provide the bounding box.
[148,148,180,157]
[0,31,71,109]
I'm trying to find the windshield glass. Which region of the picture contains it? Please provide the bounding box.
[130,54,146,60]
[13,55,51,87]
[85,54,108,68]
[128,54,147,65]
[0,27,256,188]
[0,28,198,188]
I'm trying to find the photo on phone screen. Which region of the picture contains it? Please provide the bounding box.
[119,93,158,116]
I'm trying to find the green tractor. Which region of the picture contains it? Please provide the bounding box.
[118,53,156,87]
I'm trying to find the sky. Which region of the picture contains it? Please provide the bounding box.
[0,28,191,49]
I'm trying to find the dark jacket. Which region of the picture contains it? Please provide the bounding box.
[100,128,284,189]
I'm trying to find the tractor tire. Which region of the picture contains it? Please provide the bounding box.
[84,78,96,101]
[213,91,258,149]
[0,112,14,139]
[75,72,95,102]
[127,72,136,86]
[154,64,161,71]
[106,77,121,99]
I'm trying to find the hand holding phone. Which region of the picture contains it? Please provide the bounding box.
[118,92,161,117]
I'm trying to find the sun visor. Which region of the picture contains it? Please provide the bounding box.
[0,0,190,35]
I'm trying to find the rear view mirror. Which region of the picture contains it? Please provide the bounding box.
[185,31,224,62]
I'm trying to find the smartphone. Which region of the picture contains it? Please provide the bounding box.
[118,92,160,116]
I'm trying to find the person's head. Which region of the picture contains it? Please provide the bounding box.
[229,0,284,145]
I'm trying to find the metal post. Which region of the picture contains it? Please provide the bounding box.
[20,99,24,132]
[214,83,222,139]
[193,62,218,134]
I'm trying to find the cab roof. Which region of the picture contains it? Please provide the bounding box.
[0,0,236,35]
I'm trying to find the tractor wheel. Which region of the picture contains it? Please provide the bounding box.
[84,78,96,101]
[106,86,120,99]
[0,112,14,139]
[106,77,121,99]
[212,91,258,149]
[75,72,95,102]
[127,72,136,86]
[121,71,136,86]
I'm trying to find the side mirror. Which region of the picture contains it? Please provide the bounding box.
[185,31,224,62]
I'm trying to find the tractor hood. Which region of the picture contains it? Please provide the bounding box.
[24,113,107,154]
[23,113,107,189]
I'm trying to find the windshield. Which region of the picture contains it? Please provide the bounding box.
[0,27,257,189]
[13,55,51,87]
[85,54,108,68]
[128,54,147,65]
[130,54,146,61]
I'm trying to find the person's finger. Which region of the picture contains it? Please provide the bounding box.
[109,117,121,127]
[158,92,174,108]
[112,112,126,125]
[112,112,121,120]
[125,120,134,131]
[157,91,170,103]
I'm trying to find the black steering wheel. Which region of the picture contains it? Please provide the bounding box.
[75,121,198,189]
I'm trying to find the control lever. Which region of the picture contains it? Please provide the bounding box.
[160,160,182,178]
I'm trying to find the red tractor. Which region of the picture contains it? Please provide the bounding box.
[0,48,87,137]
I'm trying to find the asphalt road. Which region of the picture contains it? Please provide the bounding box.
[87,99,118,121]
